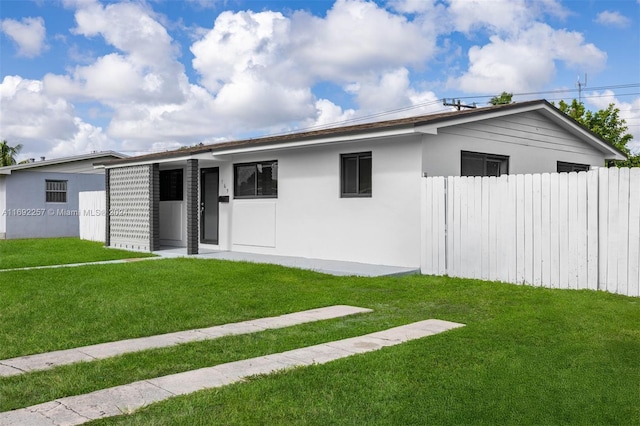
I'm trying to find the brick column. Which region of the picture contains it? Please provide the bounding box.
[186,159,199,255]
[149,163,160,251]
[105,168,111,247]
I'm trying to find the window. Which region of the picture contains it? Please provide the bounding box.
[45,180,67,203]
[461,151,509,177]
[557,161,590,173]
[160,169,183,201]
[341,152,372,197]
[234,161,278,198]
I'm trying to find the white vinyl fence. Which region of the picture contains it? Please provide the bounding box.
[79,190,106,242]
[421,168,640,297]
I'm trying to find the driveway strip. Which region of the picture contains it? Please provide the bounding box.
[0,305,372,377]
[0,319,464,426]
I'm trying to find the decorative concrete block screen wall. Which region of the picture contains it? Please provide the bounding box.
[109,165,153,251]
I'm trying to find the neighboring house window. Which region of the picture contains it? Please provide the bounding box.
[341,152,372,197]
[160,169,183,201]
[557,161,590,173]
[45,180,67,203]
[234,161,278,198]
[461,151,509,177]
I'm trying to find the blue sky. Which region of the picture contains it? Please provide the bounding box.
[1,0,639,161]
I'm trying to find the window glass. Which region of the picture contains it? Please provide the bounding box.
[358,154,372,194]
[557,161,590,173]
[256,162,278,196]
[45,180,67,203]
[341,152,372,197]
[160,169,183,201]
[342,156,358,194]
[461,153,485,176]
[461,151,509,177]
[235,164,257,197]
[234,161,277,198]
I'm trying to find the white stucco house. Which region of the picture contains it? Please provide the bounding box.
[0,152,126,239]
[101,100,625,268]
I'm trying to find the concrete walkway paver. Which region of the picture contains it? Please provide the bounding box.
[0,319,464,426]
[0,257,161,273]
[0,305,372,378]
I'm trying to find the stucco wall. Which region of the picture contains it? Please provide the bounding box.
[4,171,105,239]
[0,176,6,238]
[422,110,608,176]
[222,135,423,267]
[159,166,187,248]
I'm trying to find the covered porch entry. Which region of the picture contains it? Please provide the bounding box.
[106,157,228,254]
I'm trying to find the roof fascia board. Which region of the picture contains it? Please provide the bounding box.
[104,151,213,169]
[536,106,626,160]
[414,102,626,160]
[210,127,417,156]
[1,152,126,172]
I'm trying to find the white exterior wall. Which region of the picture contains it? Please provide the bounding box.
[159,166,187,247]
[0,176,6,237]
[422,111,608,176]
[221,135,423,267]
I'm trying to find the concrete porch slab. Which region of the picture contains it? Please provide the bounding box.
[153,248,419,277]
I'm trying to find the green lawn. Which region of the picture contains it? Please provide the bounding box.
[0,238,154,269]
[0,258,638,425]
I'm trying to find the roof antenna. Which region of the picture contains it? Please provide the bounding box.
[577,73,587,103]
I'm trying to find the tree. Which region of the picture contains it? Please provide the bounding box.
[0,140,23,167]
[556,99,639,167]
[489,92,514,105]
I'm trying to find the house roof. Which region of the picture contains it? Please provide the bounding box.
[103,99,627,167]
[0,151,127,175]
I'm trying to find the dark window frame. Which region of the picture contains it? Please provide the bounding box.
[45,180,67,203]
[557,161,590,173]
[341,152,372,198]
[461,150,509,177]
[233,160,278,199]
[160,169,184,201]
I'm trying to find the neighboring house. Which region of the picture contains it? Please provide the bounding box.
[0,152,127,239]
[101,100,625,268]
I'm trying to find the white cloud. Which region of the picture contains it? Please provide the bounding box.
[447,0,532,35]
[388,0,440,14]
[290,0,435,82]
[310,99,357,129]
[185,0,440,137]
[191,0,436,88]
[447,0,570,34]
[345,68,440,117]
[0,75,114,161]
[451,23,606,93]
[50,0,187,104]
[595,11,631,28]
[191,10,291,93]
[0,16,46,57]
